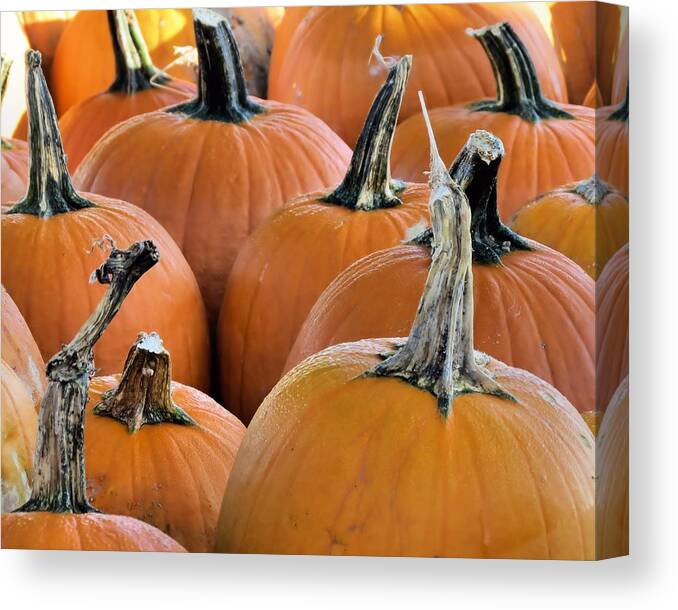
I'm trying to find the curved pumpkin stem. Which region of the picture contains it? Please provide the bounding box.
[368,94,512,417]
[608,85,629,122]
[167,8,263,123]
[572,175,612,205]
[94,332,195,432]
[468,22,573,123]
[408,128,530,264]
[7,51,93,217]
[107,9,169,94]
[325,54,412,210]
[18,241,159,514]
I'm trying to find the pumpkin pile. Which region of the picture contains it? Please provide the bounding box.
[1,6,627,560]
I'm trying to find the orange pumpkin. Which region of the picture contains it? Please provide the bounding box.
[596,376,629,558]
[597,89,629,197]
[217,55,431,424]
[269,4,566,146]
[216,120,594,558]
[596,244,628,412]
[85,332,245,552]
[391,22,594,220]
[3,237,184,553]
[610,23,629,106]
[18,11,76,76]
[75,10,351,322]
[510,176,629,279]
[288,130,595,415]
[2,51,210,391]
[267,6,310,95]
[59,10,195,173]
[50,9,196,116]
[0,14,29,138]
[582,80,603,108]
[1,361,37,512]
[549,2,623,105]
[1,285,46,406]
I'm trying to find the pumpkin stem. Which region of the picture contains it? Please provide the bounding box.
[18,240,159,514]
[93,332,195,433]
[6,51,93,217]
[324,54,412,210]
[407,128,530,264]
[468,22,573,123]
[608,85,629,122]
[167,8,264,123]
[368,94,512,417]
[107,10,169,94]
[572,175,611,205]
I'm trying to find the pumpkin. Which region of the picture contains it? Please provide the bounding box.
[0,14,29,138]
[85,332,245,552]
[288,130,595,414]
[50,9,196,116]
[2,238,185,553]
[610,22,629,106]
[267,6,310,95]
[217,55,431,424]
[391,22,594,220]
[59,10,195,173]
[75,10,351,322]
[18,11,76,76]
[596,377,629,558]
[1,361,37,512]
[1,285,46,406]
[269,4,566,146]
[549,2,622,105]
[510,176,629,279]
[216,114,594,558]
[582,80,603,108]
[2,51,210,391]
[597,88,629,197]
[1,57,29,206]
[596,244,628,412]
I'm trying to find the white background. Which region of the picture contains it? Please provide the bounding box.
[1,0,676,607]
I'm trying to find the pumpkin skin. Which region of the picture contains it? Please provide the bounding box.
[510,177,629,279]
[287,240,595,415]
[610,24,629,106]
[549,2,623,105]
[267,6,311,95]
[218,338,594,558]
[270,4,566,146]
[58,10,196,173]
[597,94,629,198]
[1,285,46,406]
[596,377,629,558]
[582,80,603,108]
[1,512,186,551]
[18,11,76,76]
[1,138,29,208]
[596,244,629,412]
[391,23,594,220]
[1,361,37,512]
[85,336,245,552]
[50,9,196,116]
[3,197,211,392]
[75,12,351,321]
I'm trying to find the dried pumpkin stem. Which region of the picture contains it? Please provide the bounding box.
[94,332,194,433]
[168,8,263,123]
[108,10,168,94]
[19,240,160,514]
[468,22,573,123]
[608,85,629,122]
[325,55,412,210]
[572,175,611,205]
[7,51,93,217]
[408,129,530,264]
[368,94,511,416]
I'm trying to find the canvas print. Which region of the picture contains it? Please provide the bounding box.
[0,3,628,559]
